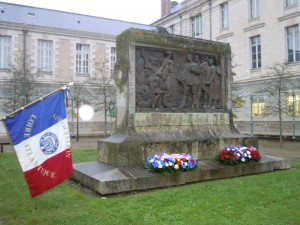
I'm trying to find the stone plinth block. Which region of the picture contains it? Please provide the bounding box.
[98,112,258,167]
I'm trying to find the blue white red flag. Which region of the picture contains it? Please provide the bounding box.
[2,89,73,197]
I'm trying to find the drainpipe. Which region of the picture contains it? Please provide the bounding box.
[180,14,182,35]
[71,99,74,138]
[292,91,296,139]
[23,30,28,104]
[23,30,27,70]
[208,0,212,40]
[250,95,253,136]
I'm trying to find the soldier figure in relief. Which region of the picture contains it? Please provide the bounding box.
[150,50,174,108]
[206,57,222,109]
[179,54,201,108]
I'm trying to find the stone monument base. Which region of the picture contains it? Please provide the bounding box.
[73,155,290,195]
[97,113,258,167]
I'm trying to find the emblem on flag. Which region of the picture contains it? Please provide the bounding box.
[1,88,73,197]
[40,132,59,154]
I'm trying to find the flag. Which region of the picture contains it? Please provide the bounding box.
[2,90,73,197]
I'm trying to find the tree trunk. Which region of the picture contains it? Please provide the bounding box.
[279,111,283,148]
[104,101,107,137]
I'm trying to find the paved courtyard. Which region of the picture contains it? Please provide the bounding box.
[1,135,300,161]
[0,136,102,152]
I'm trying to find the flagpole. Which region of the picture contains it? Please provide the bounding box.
[0,82,74,121]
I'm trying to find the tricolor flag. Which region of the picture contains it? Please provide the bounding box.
[2,89,73,197]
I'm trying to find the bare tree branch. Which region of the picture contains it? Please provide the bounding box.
[262,61,295,147]
[86,59,116,137]
[2,50,40,113]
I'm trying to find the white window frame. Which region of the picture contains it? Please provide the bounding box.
[37,39,53,72]
[76,44,90,74]
[110,47,116,77]
[0,36,11,69]
[285,0,297,7]
[220,2,229,29]
[252,96,265,117]
[169,25,175,34]
[250,35,261,69]
[287,93,300,116]
[249,0,260,19]
[286,25,300,63]
[192,15,202,38]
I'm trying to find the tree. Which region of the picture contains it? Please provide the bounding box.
[262,61,295,147]
[230,55,245,119]
[2,50,39,113]
[86,59,116,137]
[231,83,246,119]
[70,82,88,141]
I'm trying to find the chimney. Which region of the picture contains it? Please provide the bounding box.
[161,0,171,17]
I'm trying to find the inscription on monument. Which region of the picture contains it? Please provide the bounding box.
[135,47,223,112]
[134,113,230,127]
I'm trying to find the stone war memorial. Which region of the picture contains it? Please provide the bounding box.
[73,28,290,195]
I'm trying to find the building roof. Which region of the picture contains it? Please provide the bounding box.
[234,78,300,98]
[170,1,182,13]
[0,2,160,36]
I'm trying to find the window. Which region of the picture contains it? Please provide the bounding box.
[288,93,300,116]
[110,47,116,77]
[249,0,260,19]
[0,36,11,69]
[286,25,300,63]
[37,40,52,72]
[27,12,36,17]
[76,44,89,74]
[285,0,297,7]
[169,25,175,34]
[220,2,229,29]
[252,97,264,117]
[192,15,202,38]
[250,35,261,69]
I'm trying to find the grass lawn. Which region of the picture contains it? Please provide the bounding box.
[0,149,299,225]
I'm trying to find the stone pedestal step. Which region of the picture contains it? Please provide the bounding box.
[73,155,290,195]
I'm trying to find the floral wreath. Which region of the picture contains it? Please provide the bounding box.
[146,153,197,173]
[216,145,261,166]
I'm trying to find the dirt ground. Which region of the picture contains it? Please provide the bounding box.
[1,136,299,161]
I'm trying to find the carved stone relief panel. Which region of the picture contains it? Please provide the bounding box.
[135,46,223,112]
